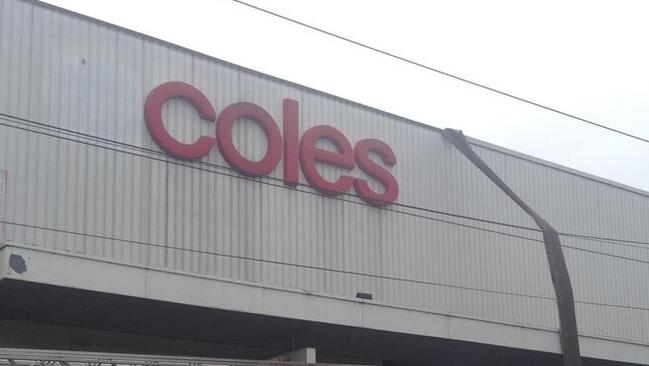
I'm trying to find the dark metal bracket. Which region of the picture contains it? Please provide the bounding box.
[442,128,581,366]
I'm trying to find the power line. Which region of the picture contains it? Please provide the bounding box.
[0,119,541,244]
[560,232,649,248]
[0,112,541,233]
[3,124,649,307]
[560,234,649,252]
[0,220,550,301]
[232,0,649,145]
[2,118,649,265]
[571,299,649,312]
[3,219,649,312]
[6,112,649,251]
[561,245,649,265]
[4,114,649,251]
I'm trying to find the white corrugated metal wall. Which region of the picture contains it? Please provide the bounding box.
[0,0,648,349]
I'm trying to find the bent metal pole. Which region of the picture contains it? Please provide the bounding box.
[442,129,581,366]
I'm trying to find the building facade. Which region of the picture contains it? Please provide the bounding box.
[1,0,648,364]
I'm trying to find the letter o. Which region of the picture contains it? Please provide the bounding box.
[216,102,282,177]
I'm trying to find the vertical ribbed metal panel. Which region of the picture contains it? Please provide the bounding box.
[1,0,648,347]
[473,144,649,343]
[0,170,5,245]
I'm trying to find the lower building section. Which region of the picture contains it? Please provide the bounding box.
[0,279,642,366]
[0,348,318,366]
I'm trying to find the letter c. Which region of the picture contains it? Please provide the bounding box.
[144,81,216,160]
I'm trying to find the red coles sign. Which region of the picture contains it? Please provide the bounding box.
[144,81,399,207]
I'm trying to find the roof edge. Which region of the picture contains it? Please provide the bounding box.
[469,136,649,198]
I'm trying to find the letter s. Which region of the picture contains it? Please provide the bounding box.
[353,139,398,207]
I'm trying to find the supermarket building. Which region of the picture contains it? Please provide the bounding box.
[1,1,648,365]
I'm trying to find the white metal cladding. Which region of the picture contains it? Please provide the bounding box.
[1,0,648,350]
[0,170,5,245]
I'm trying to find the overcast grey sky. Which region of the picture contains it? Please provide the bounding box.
[44,0,649,191]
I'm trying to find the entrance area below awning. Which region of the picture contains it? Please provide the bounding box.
[0,279,637,366]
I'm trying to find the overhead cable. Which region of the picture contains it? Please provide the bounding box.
[232,0,649,145]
